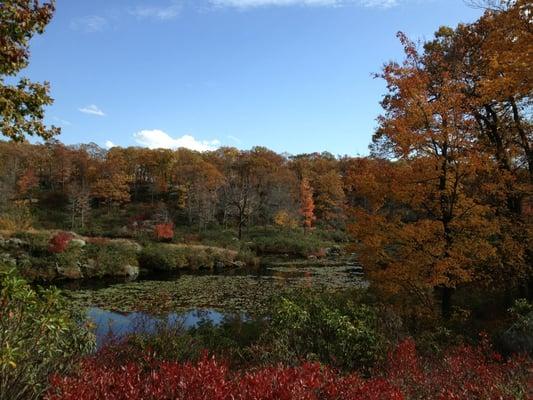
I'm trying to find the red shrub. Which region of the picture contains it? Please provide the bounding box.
[154,223,174,242]
[47,340,531,400]
[48,232,74,254]
[384,336,531,400]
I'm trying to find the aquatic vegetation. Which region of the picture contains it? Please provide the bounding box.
[64,266,365,315]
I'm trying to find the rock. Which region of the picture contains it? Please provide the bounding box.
[70,238,86,247]
[7,238,26,247]
[215,261,226,269]
[122,264,140,278]
[231,261,246,268]
[308,255,318,261]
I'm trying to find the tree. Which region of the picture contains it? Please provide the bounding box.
[91,149,131,207]
[173,149,223,230]
[0,0,59,142]
[17,168,39,201]
[349,31,503,319]
[300,177,316,232]
[420,1,533,298]
[68,185,90,230]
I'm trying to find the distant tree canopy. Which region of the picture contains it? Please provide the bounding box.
[0,0,59,142]
[0,141,349,233]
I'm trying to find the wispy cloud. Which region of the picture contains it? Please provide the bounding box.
[105,140,117,149]
[70,15,109,32]
[360,0,399,8]
[79,105,106,117]
[227,135,242,144]
[209,0,401,8]
[134,129,220,152]
[130,1,183,20]
[53,117,72,127]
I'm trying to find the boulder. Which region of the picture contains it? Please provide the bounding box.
[231,261,246,269]
[70,238,86,247]
[7,238,26,247]
[122,264,140,278]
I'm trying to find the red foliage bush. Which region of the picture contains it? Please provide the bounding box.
[154,223,174,242]
[48,231,74,254]
[47,340,531,400]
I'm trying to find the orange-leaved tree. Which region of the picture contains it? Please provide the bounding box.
[348,31,502,319]
[300,177,316,233]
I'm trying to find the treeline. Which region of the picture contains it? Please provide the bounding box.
[0,141,349,237]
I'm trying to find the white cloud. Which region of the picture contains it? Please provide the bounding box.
[105,140,117,149]
[360,0,399,7]
[53,117,72,126]
[227,135,242,144]
[130,1,182,20]
[209,0,401,8]
[79,105,106,117]
[134,129,220,152]
[70,16,108,32]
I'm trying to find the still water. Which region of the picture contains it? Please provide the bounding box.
[62,262,365,346]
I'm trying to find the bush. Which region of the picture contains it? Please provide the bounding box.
[47,340,531,400]
[499,299,533,356]
[138,244,187,271]
[154,223,174,242]
[48,232,74,254]
[139,244,242,271]
[105,315,266,368]
[266,291,386,371]
[82,239,139,277]
[0,270,94,400]
[250,231,324,257]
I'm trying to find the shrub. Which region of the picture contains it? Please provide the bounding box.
[82,241,138,277]
[47,340,531,400]
[266,291,386,371]
[154,223,174,242]
[48,232,74,254]
[384,336,531,400]
[0,270,94,400]
[236,247,259,268]
[499,299,533,356]
[139,244,241,271]
[138,244,186,271]
[249,230,326,257]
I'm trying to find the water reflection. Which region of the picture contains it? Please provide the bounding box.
[74,262,366,347]
[88,307,230,347]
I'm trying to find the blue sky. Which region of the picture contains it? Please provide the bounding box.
[24,0,483,156]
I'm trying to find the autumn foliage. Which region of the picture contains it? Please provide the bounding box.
[300,177,316,231]
[346,0,533,319]
[48,231,74,254]
[47,340,530,400]
[154,223,174,242]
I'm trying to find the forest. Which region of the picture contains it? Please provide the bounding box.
[0,0,532,399]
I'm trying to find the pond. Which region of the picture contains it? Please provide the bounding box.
[62,262,366,345]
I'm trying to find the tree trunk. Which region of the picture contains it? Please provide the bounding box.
[441,286,454,320]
